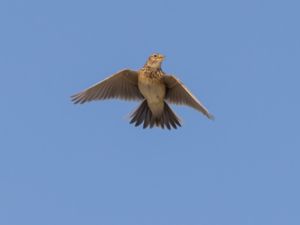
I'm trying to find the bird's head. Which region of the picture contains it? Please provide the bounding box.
[145,53,165,69]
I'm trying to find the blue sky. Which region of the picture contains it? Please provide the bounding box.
[1,0,299,224]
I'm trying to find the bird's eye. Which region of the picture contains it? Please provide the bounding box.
[153,54,157,57]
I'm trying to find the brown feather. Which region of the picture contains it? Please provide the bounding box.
[71,69,143,104]
[163,75,214,119]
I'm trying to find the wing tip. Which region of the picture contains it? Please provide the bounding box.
[70,93,84,104]
[207,113,215,120]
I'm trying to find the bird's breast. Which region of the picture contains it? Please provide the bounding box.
[138,75,166,104]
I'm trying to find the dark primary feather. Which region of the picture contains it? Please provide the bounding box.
[163,75,214,119]
[71,69,143,104]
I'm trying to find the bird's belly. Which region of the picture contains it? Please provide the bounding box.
[138,78,165,103]
[138,77,165,116]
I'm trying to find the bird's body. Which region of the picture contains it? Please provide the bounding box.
[138,67,165,117]
[71,53,214,129]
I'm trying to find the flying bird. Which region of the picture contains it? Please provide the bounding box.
[71,53,214,129]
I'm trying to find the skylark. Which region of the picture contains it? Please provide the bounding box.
[71,53,214,129]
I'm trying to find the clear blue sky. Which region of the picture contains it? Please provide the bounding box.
[1,0,299,224]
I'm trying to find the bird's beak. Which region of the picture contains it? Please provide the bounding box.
[159,55,165,60]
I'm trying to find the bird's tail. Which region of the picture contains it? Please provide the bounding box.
[130,100,181,129]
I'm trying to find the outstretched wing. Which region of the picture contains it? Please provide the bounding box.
[163,75,214,119]
[71,69,144,104]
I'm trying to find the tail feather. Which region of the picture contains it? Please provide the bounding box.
[162,112,171,130]
[130,100,181,130]
[143,108,151,129]
[135,103,147,126]
[164,103,181,128]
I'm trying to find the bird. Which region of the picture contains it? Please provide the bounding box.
[71,53,214,129]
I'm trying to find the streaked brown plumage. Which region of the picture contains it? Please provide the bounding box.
[71,53,214,129]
